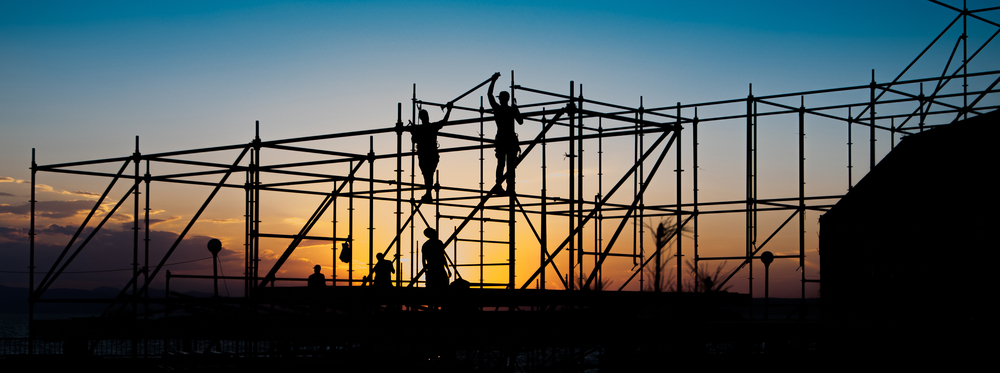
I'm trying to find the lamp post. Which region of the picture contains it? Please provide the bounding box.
[761,251,774,320]
[208,239,222,297]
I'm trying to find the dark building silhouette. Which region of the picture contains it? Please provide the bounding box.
[819,110,996,358]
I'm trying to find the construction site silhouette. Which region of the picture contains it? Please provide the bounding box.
[10,2,998,370]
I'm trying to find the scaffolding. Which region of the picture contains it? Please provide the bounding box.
[21,0,1000,360]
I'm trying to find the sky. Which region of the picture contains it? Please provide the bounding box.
[1,1,998,298]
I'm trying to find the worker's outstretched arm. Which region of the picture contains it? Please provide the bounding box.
[440,102,453,125]
[487,72,500,109]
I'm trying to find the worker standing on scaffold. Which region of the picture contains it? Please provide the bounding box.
[408,101,453,203]
[488,72,524,195]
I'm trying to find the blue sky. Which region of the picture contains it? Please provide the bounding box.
[1,1,997,295]
[2,0,974,156]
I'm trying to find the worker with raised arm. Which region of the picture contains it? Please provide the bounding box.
[408,102,453,202]
[487,72,524,194]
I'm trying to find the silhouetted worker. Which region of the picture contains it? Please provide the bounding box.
[373,252,395,288]
[408,102,453,203]
[488,72,524,194]
[307,265,326,314]
[421,228,450,288]
[308,265,326,290]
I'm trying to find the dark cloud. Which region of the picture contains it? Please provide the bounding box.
[0,200,98,219]
[0,192,15,197]
[0,226,27,240]
[0,224,242,293]
[37,224,80,236]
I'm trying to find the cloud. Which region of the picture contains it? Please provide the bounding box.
[0,192,15,197]
[0,200,98,219]
[20,182,100,199]
[283,217,306,225]
[204,218,242,224]
[0,177,21,183]
[149,216,181,226]
[68,190,100,198]
[37,224,81,236]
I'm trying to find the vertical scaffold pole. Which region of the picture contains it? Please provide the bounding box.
[753,100,759,282]
[133,136,140,315]
[692,109,700,292]
[634,109,641,291]
[368,136,375,279]
[480,96,485,288]
[597,117,603,287]
[675,103,683,293]
[541,109,548,290]
[870,70,877,172]
[253,121,261,289]
[799,96,807,305]
[29,148,36,355]
[412,84,417,283]
[847,107,854,191]
[568,81,575,290]
[509,72,517,289]
[639,97,645,291]
[144,160,150,297]
[245,166,251,295]
[577,84,584,288]
[132,137,141,358]
[435,170,440,231]
[332,181,337,286]
[396,103,403,287]
[963,0,968,120]
[746,85,754,304]
[349,160,355,286]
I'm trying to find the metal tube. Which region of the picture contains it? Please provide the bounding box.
[799,97,807,303]
[964,0,969,120]
[692,110,699,292]
[577,84,584,289]
[133,137,140,318]
[143,158,150,296]
[541,109,548,290]
[746,85,754,302]
[870,70,877,171]
[396,103,403,287]
[510,72,517,289]
[369,136,375,279]
[480,96,485,288]
[848,106,854,191]
[597,117,604,288]
[333,181,337,286]
[675,103,683,292]
[28,148,35,355]
[349,160,355,286]
[568,81,575,290]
